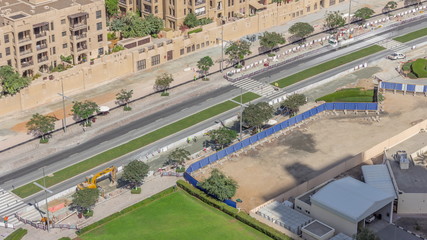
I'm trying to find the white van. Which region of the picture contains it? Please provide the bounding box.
[365,215,375,224]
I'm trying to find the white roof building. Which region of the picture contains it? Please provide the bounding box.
[361,165,397,199]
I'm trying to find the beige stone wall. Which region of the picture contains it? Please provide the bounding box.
[398,193,427,214]
[0,0,346,117]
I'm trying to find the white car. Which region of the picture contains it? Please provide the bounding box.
[388,53,406,60]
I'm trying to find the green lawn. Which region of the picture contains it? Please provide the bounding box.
[5,228,27,240]
[272,45,385,88]
[231,92,260,103]
[394,27,427,43]
[79,190,269,240]
[316,88,374,102]
[13,93,260,198]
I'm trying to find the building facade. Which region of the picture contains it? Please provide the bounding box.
[0,0,108,76]
[120,0,347,30]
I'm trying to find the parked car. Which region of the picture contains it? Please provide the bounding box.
[387,53,406,60]
[365,214,375,224]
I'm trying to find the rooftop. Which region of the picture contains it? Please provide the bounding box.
[362,165,397,199]
[329,233,353,240]
[311,177,395,223]
[301,220,334,237]
[0,0,98,23]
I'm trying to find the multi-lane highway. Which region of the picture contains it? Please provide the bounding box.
[1,16,426,206]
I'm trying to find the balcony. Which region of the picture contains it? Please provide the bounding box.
[18,37,31,43]
[38,57,48,63]
[19,49,32,56]
[36,44,48,51]
[195,10,206,16]
[77,45,87,52]
[35,32,47,38]
[195,0,205,5]
[68,12,89,30]
[145,0,152,2]
[21,61,34,68]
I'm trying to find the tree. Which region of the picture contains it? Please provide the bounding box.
[197,56,214,80]
[225,41,252,66]
[60,55,73,64]
[242,102,274,131]
[208,127,237,150]
[72,188,99,212]
[71,100,99,126]
[184,13,199,28]
[121,160,149,188]
[354,7,375,22]
[324,11,346,30]
[109,13,150,38]
[0,65,31,96]
[282,93,306,116]
[167,148,191,166]
[259,32,285,52]
[105,0,119,17]
[26,113,58,142]
[383,1,397,12]
[271,0,283,6]
[288,22,314,39]
[198,169,238,201]
[354,228,379,240]
[116,89,133,110]
[144,14,164,35]
[154,73,174,94]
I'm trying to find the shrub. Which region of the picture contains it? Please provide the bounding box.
[131,187,141,194]
[176,180,291,240]
[5,228,27,240]
[161,92,169,96]
[176,167,186,173]
[58,237,72,240]
[407,72,418,79]
[107,32,117,41]
[198,18,213,25]
[124,106,132,111]
[402,61,412,72]
[112,45,125,53]
[411,59,427,78]
[40,138,49,144]
[188,28,203,35]
[83,210,94,218]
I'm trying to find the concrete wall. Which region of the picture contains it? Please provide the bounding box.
[310,204,357,237]
[0,0,340,117]
[398,193,427,214]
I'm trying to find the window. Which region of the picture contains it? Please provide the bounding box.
[50,22,54,31]
[98,34,103,42]
[187,46,191,53]
[62,31,66,37]
[4,34,9,43]
[0,53,2,58]
[184,0,185,4]
[184,9,186,14]
[201,42,204,48]
[51,35,55,42]
[96,10,102,19]
[314,3,317,10]
[98,47,104,55]
[61,19,66,24]
[63,43,67,48]
[7,59,11,66]
[96,22,102,31]
[206,41,209,46]
[5,47,10,56]
[306,6,310,12]
[155,6,158,14]
[137,59,146,70]
[151,54,160,66]
[180,48,184,55]
[196,44,200,49]
[52,47,56,54]
[329,0,335,5]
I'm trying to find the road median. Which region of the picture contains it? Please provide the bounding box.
[12,92,260,198]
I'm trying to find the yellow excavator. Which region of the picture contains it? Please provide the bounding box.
[77,166,117,190]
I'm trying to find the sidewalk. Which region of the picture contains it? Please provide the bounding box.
[0,0,397,172]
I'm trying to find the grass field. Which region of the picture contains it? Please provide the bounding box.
[79,190,269,240]
[232,92,261,103]
[272,45,385,88]
[13,93,260,198]
[394,27,427,43]
[316,88,374,102]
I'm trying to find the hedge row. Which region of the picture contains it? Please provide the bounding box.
[5,228,27,240]
[411,59,427,78]
[176,180,291,240]
[77,186,175,235]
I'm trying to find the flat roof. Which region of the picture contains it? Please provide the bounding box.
[302,220,334,237]
[311,177,395,223]
[362,165,397,199]
[329,233,353,240]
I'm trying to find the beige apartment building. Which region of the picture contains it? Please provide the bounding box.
[0,0,108,76]
[120,0,344,30]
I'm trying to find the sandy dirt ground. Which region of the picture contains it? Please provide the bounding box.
[195,91,427,211]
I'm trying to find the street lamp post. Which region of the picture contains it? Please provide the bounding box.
[240,87,243,141]
[60,79,66,132]
[33,168,53,232]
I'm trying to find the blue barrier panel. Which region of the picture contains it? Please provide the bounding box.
[325,103,333,110]
[367,103,378,111]
[266,128,274,136]
[395,83,403,91]
[249,135,258,144]
[224,199,237,208]
[424,85,427,92]
[288,117,296,126]
[184,172,198,187]
[407,84,416,92]
[382,82,394,90]
[273,124,282,132]
[258,130,267,140]
[208,154,219,164]
[318,104,326,112]
[200,157,210,168]
[217,150,227,159]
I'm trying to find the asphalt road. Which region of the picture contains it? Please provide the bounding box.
[2,16,427,204]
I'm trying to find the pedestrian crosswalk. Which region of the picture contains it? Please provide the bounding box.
[377,39,409,51]
[232,78,286,100]
[0,188,40,226]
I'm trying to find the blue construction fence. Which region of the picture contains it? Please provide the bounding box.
[184,102,378,208]
[380,81,427,93]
